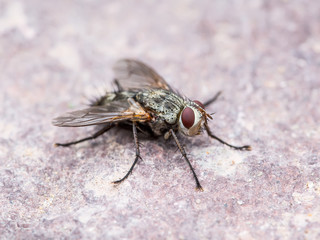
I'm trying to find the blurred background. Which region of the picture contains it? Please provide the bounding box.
[1,0,319,239]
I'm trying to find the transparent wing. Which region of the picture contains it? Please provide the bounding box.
[113,59,172,91]
[52,98,151,127]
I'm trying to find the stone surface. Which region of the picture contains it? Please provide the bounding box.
[1,0,320,239]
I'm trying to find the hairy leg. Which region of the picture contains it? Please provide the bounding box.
[55,124,114,147]
[203,91,222,107]
[170,129,203,191]
[113,122,142,184]
[205,124,251,151]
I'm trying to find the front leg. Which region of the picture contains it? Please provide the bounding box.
[205,124,251,151]
[113,122,142,184]
[170,129,203,191]
[203,91,222,107]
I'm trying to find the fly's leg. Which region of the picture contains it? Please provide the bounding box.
[203,91,222,107]
[55,125,114,147]
[204,124,251,151]
[113,122,141,184]
[170,129,203,191]
[113,79,124,91]
[203,92,251,150]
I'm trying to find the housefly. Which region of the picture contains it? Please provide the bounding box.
[53,59,251,190]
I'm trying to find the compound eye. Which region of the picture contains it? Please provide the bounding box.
[194,100,205,109]
[181,107,195,129]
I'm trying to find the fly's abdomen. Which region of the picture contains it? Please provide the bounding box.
[92,91,136,106]
[135,89,184,124]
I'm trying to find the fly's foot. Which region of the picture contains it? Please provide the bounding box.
[237,145,251,151]
[196,185,204,192]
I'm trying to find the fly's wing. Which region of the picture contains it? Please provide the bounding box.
[52,98,151,127]
[113,59,172,91]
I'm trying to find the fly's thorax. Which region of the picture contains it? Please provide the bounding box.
[135,89,185,124]
[178,101,206,136]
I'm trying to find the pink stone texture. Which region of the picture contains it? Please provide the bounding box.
[0,0,319,239]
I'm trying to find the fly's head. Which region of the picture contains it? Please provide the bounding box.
[178,100,212,137]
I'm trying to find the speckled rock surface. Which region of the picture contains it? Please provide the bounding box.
[1,0,320,239]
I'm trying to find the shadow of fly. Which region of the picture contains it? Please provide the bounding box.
[52,59,251,190]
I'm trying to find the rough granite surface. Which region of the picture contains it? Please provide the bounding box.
[0,0,320,239]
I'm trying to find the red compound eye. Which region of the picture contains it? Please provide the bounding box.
[181,107,195,129]
[194,100,205,109]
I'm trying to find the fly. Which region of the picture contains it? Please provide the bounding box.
[52,59,251,190]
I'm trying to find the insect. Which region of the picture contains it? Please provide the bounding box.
[53,59,251,190]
